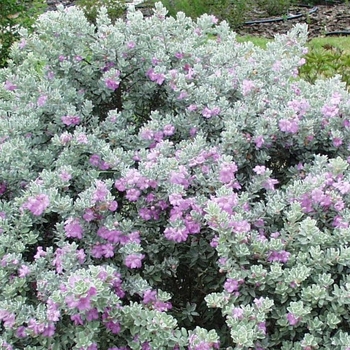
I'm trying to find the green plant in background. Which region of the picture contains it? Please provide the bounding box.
[75,0,126,23]
[151,0,209,19]
[209,0,253,29]
[299,45,350,90]
[0,0,47,68]
[256,0,294,16]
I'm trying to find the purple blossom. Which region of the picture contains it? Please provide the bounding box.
[86,308,99,321]
[75,132,88,144]
[34,246,47,259]
[0,182,7,196]
[147,68,165,85]
[153,300,172,312]
[93,180,109,202]
[169,166,191,188]
[164,227,188,242]
[178,91,188,100]
[232,307,244,319]
[263,178,279,190]
[16,326,27,338]
[333,137,343,147]
[278,118,299,133]
[18,38,27,49]
[71,314,84,325]
[253,165,266,175]
[267,250,290,263]
[105,78,120,91]
[61,115,81,126]
[64,218,83,239]
[59,170,72,182]
[187,104,198,112]
[124,253,145,268]
[22,194,50,216]
[202,106,221,118]
[18,265,30,277]
[287,98,310,116]
[143,289,157,304]
[286,312,300,326]
[59,132,73,145]
[257,322,266,334]
[105,320,121,334]
[219,162,238,183]
[37,95,48,107]
[125,188,141,201]
[242,79,255,95]
[4,80,17,91]
[89,154,101,167]
[224,278,242,293]
[83,208,97,222]
[321,104,339,118]
[254,135,265,148]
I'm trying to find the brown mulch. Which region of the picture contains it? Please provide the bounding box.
[236,3,350,39]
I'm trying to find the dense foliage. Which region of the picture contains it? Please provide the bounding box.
[0,0,47,67]
[1,3,350,349]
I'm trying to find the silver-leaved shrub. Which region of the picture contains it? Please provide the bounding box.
[1,2,350,349]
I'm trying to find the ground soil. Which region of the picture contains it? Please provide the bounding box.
[236,2,350,39]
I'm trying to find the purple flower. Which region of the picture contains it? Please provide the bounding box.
[146,68,165,85]
[232,307,244,319]
[254,135,265,148]
[18,265,30,277]
[93,180,109,202]
[75,132,88,144]
[124,253,145,268]
[333,137,343,147]
[164,227,188,242]
[219,162,238,183]
[154,300,172,312]
[105,321,121,334]
[4,80,17,91]
[64,218,83,239]
[16,326,27,338]
[0,182,7,196]
[253,165,266,175]
[105,78,120,90]
[278,118,299,133]
[61,115,81,126]
[143,289,157,304]
[178,91,188,100]
[125,188,141,201]
[18,39,27,49]
[37,95,48,107]
[267,250,290,263]
[321,104,339,118]
[202,106,221,118]
[224,278,242,293]
[287,312,300,326]
[59,170,71,182]
[242,79,255,95]
[34,246,47,259]
[71,314,84,325]
[263,178,279,190]
[22,194,50,216]
[59,132,73,145]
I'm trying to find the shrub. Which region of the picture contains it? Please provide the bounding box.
[1,3,350,349]
[0,0,47,67]
[299,45,350,91]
